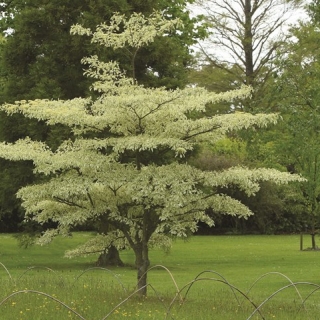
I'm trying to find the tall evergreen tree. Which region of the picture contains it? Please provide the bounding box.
[0,0,202,102]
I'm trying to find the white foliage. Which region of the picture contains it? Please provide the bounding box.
[71,11,183,49]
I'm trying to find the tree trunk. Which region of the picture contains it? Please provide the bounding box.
[134,242,150,296]
[311,232,317,250]
[310,214,317,250]
[244,0,254,86]
[96,245,124,267]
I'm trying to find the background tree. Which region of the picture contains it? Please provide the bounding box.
[0,0,203,101]
[186,0,309,234]
[191,136,306,235]
[188,62,243,114]
[263,12,320,248]
[0,12,304,295]
[192,0,305,110]
[0,0,204,232]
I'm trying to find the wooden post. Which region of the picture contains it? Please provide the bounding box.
[300,232,303,251]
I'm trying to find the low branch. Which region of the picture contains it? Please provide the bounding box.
[53,196,86,209]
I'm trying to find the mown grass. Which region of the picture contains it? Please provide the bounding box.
[0,233,320,319]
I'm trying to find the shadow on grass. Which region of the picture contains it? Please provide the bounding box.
[0,262,319,319]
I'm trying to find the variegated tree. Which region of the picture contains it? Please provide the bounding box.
[0,12,304,295]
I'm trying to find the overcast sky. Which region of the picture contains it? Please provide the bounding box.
[187,1,310,59]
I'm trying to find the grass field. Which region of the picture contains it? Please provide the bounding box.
[0,233,320,319]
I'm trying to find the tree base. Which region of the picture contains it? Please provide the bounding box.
[96,246,124,267]
[303,247,320,251]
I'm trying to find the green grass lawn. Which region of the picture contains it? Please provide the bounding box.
[0,233,320,319]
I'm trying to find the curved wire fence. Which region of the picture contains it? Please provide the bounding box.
[0,262,320,319]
